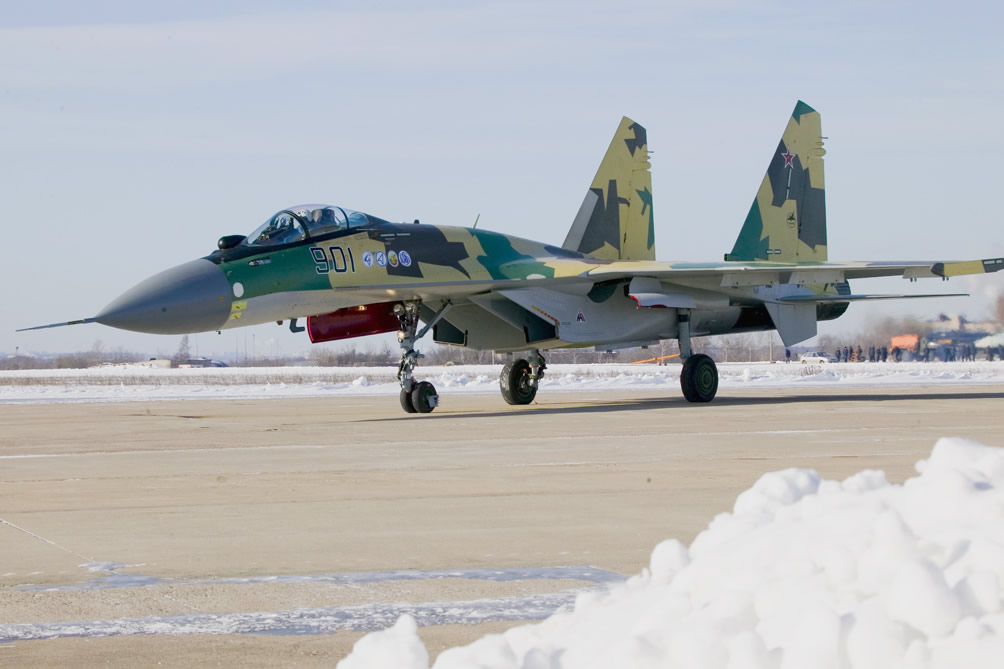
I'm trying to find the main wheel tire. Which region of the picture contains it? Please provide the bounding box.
[410,381,438,413]
[400,387,417,413]
[680,354,718,403]
[500,359,537,405]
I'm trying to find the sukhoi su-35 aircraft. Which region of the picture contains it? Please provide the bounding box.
[21,101,1004,413]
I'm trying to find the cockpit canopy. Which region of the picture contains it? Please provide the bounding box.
[244,204,373,247]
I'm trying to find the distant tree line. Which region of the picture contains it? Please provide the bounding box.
[2,341,145,370]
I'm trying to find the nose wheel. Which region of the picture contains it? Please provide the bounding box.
[395,301,450,414]
[401,384,438,413]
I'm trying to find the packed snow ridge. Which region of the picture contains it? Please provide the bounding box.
[339,438,1004,669]
[2,361,1004,404]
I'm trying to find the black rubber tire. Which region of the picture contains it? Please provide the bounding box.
[500,359,537,405]
[410,381,438,413]
[400,387,417,413]
[680,354,718,403]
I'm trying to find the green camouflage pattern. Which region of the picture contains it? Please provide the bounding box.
[727,100,827,263]
[562,116,655,261]
[218,223,597,328]
[19,102,1004,353]
[199,101,1004,346]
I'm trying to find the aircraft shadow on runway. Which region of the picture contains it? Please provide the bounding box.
[359,390,1004,421]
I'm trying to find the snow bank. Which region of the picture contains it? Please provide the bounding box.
[2,361,1004,404]
[339,438,1004,669]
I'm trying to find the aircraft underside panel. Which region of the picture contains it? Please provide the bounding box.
[425,289,846,353]
[468,293,557,343]
[428,302,540,351]
[219,290,355,331]
[498,287,662,344]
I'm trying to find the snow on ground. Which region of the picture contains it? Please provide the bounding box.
[2,361,1004,404]
[0,567,623,642]
[339,438,1004,669]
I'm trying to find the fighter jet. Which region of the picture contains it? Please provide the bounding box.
[20,101,1004,413]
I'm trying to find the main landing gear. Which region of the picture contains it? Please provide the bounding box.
[500,349,547,405]
[395,300,451,414]
[677,309,718,403]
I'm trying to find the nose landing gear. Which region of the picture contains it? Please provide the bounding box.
[395,300,451,414]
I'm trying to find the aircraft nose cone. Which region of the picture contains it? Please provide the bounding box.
[95,259,233,334]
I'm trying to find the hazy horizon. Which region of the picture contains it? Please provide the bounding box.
[6,1,1003,357]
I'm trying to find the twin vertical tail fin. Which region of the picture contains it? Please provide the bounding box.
[727,101,828,263]
[564,105,824,264]
[562,117,655,261]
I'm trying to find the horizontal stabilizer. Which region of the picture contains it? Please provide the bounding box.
[779,293,969,303]
[16,318,96,332]
[933,257,1004,277]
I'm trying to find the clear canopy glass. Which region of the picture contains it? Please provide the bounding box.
[243,204,371,247]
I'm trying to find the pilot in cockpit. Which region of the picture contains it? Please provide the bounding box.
[311,208,334,227]
[263,213,300,244]
[309,207,342,236]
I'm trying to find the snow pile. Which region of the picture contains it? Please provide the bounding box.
[337,616,429,669]
[4,361,1004,404]
[340,438,1004,669]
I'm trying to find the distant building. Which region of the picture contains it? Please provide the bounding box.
[176,357,227,368]
[891,314,1000,361]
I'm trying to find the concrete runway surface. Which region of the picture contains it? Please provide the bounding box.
[2,385,1003,666]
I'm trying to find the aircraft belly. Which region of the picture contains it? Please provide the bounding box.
[499,286,675,346]
[430,303,534,351]
[690,307,745,336]
[220,290,352,330]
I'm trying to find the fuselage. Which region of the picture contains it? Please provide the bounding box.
[92,205,849,351]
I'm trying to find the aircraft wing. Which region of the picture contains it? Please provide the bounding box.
[580,255,1001,348]
[327,274,597,305]
[585,256,1004,286]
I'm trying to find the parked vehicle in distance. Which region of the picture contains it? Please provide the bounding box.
[177,357,228,368]
[800,351,837,364]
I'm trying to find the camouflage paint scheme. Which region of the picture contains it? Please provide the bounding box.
[199,102,1002,351]
[562,116,655,261]
[728,101,827,263]
[21,101,1004,352]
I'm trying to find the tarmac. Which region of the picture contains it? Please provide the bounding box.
[2,385,1003,666]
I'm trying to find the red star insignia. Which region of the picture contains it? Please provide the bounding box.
[781,148,795,167]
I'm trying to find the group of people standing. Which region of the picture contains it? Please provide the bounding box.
[834,345,888,363]
[834,343,1001,362]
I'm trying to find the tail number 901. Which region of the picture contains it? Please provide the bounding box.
[311,246,356,274]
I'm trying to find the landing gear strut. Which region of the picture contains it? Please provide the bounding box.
[677,309,718,403]
[395,300,451,414]
[500,349,547,405]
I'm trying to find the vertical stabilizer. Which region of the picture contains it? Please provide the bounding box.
[563,117,655,261]
[727,101,827,263]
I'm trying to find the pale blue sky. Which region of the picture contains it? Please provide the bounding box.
[4,1,1003,358]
